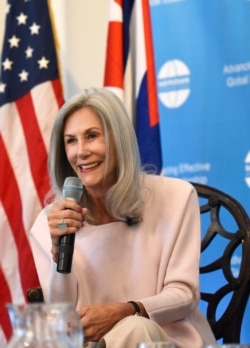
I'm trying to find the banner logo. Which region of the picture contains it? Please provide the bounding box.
[157,59,191,108]
[244,150,250,188]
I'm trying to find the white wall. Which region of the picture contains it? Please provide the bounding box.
[0,0,109,99]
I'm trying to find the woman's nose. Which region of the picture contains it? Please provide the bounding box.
[77,140,90,157]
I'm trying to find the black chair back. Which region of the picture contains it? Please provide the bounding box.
[192,182,250,343]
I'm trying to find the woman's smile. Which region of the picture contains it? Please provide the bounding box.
[79,161,102,171]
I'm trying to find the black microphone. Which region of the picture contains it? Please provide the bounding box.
[57,177,83,274]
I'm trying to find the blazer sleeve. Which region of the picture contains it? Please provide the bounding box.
[30,208,78,306]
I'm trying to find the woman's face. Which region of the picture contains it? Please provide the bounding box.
[63,107,116,196]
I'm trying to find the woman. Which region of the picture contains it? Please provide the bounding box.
[30,87,215,348]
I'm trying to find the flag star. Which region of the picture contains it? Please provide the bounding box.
[2,58,13,70]
[19,70,29,82]
[38,56,50,69]
[0,82,6,93]
[8,35,21,48]
[29,22,41,35]
[25,46,34,58]
[17,12,28,25]
[5,3,11,14]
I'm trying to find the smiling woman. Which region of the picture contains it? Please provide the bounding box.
[30,87,216,348]
[48,87,143,226]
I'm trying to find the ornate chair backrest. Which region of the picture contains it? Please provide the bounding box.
[192,182,250,343]
[27,286,44,303]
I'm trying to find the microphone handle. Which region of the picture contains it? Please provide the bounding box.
[57,233,75,274]
[56,176,83,274]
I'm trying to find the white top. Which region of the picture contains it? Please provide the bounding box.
[30,175,215,347]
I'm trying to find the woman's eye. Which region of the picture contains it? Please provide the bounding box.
[66,137,76,144]
[87,132,97,140]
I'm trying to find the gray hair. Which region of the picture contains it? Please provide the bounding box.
[48,87,144,222]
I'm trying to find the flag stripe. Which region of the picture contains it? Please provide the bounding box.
[0,103,43,232]
[104,22,124,88]
[0,268,12,341]
[122,0,134,73]
[0,203,25,306]
[31,79,64,152]
[51,79,65,109]
[142,1,159,127]
[16,94,50,205]
[0,135,40,293]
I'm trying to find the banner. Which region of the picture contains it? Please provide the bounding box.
[150,0,250,343]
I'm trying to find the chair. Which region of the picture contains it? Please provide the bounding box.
[191,182,250,343]
[27,286,44,303]
[27,182,250,343]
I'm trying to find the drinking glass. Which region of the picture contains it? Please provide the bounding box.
[6,302,83,348]
[137,342,176,348]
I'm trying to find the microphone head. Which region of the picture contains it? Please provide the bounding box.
[62,177,83,203]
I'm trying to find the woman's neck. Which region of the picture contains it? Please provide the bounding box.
[86,213,118,225]
[85,194,115,225]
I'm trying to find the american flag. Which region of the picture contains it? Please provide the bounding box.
[0,0,64,345]
[104,0,162,174]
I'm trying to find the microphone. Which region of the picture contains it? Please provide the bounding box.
[57,176,83,274]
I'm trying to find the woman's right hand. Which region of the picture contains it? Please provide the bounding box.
[47,199,87,262]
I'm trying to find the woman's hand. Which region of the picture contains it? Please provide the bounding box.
[78,302,135,342]
[47,199,87,262]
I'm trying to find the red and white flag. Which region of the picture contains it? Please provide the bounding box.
[0,0,64,345]
[104,0,162,173]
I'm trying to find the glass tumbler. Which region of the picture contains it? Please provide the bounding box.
[6,302,83,348]
[137,342,176,348]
